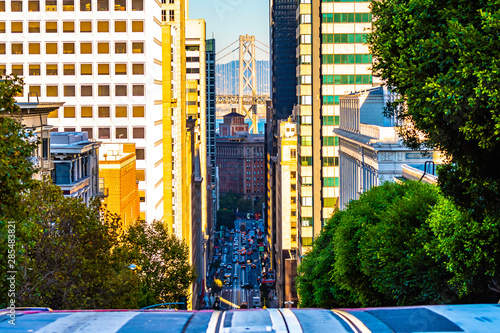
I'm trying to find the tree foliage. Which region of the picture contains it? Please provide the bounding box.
[118,219,196,309]
[0,75,38,217]
[367,0,500,219]
[216,209,236,230]
[296,181,500,308]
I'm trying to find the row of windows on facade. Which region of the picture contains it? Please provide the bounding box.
[300,196,337,207]
[2,63,144,76]
[299,154,341,166]
[246,171,265,175]
[0,41,145,55]
[299,74,372,85]
[0,20,144,33]
[59,126,146,140]
[0,0,144,12]
[297,116,340,127]
[246,177,264,181]
[23,84,145,98]
[300,95,370,106]
[49,105,145,119]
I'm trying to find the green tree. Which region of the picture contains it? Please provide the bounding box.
[11,180,137,310]
[426,197,500,303]
[237,198,253,213]
[118,219,196,309]
[219,192,242,211]
[216,209,236,230]
[367,0,500,219]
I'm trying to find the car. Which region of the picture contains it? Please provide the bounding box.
[246,259,252,264]
[233,258,237,263]
[251,264,256,269]
[227,264,232,270]
[240,264,246,269]
[233,274,237,279]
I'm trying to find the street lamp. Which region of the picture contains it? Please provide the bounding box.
[284,301,293,309]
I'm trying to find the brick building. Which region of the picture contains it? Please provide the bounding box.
[218,110,249,137]
[216,127,265,200]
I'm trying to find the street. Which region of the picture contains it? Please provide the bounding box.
[218,218,263,310]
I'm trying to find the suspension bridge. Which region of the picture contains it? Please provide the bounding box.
[215,35,270,134]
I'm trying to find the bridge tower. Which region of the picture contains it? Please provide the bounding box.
[238,35,259,134]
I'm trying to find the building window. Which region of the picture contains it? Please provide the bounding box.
[301,156,312,166]
[98,85,110,96]
[46,64,57,75]
[132,85,144,96]
[323,177,339,187]
[81,106,93,118]
[45,0,56,11]
[64,107,76,118]
[301,237,313,247]
[301,196,312,207]
[63,21,74,32]
[63,64,75,75]
[115,85,127,96]
[81,63,92,75]
[116,127,127,139]
[28,22,40,33]
[132,42,144,53]
[115,42,126,53]
[169,10,175,21]
[45,43,57,54]
[133,106,144,117]
[11,22,23,33]
[63,43,75,54]
[0,22,5,33]
[46,21,57,33]
[81,128,93,139]
[132,63,144,75]
[98,0,108,11]
[98,63,110,75]
[115,106,127,117]
[324,198,337,208]
[12,65,24,76]
[97,42,109,54]
[115,0,126,11]
[115,21,126,32]
[97,21,109,32]
[136,148,145,160]
[81,85,92,97]
[80,0,91,11]
[80,42,92,54]
[11,43,23,55]
[29,64,40,76]
[63,0,74,11]
[28,85,41,97]
[98,128,111,139]
[115,63,126,75]
[132,0,143,11]
[131,21,143,32]
[47,110,58,119]
[11,1,22,12]
[28,43,40,54]
[0,1,4,12]
[80,21,92,33]
[28,0,39,11]
[98,106,110,117]
[133,127,145,139]
[64,86,75,97]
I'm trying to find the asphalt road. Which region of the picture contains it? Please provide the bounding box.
[219,219,262,310]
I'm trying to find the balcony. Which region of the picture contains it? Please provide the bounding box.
[97,178,109,198]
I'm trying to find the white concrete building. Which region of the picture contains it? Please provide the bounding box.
[334,86,439,210]
[0,0,163,221]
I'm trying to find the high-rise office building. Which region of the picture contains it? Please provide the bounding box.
[296,0,373,255]
[270,0,297,119]
[161,0,208,310]
[0,0,163,221]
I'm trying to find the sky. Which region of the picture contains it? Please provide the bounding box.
[189,0,270,62]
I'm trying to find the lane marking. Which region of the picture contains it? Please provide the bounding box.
[280,308,303,333]
[35,311,139,333]
[268,309,288,333]
[206,311,221,333]
[332,310,371,333]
